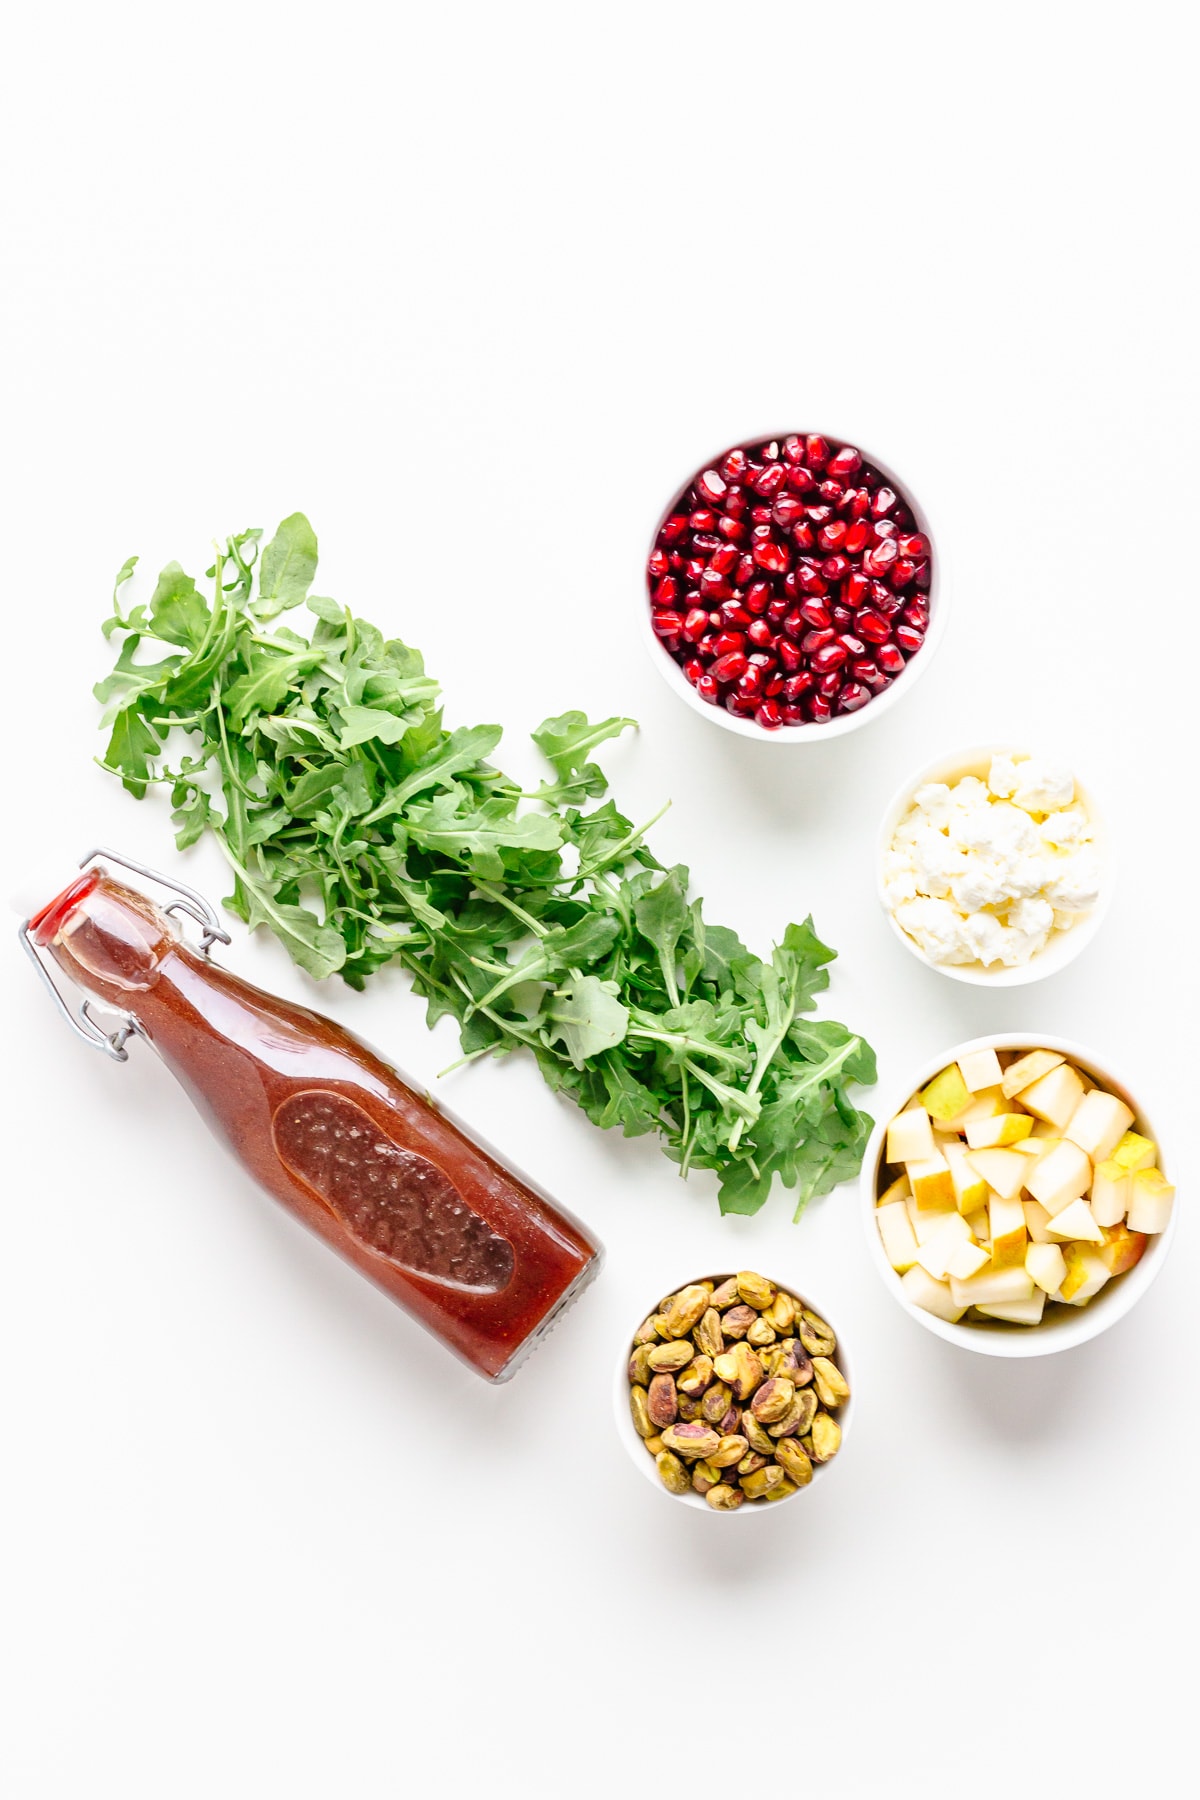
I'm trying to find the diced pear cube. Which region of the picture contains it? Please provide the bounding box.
[1059,1243,1110,1304]
[877,1171,912,1208]
[957,1047,1004,1093]
[1017,1062,1086,1130]
[965,1111,1034,1150]
[988,1192,1028,1268]
[1089,1159,1130,1227]
[945,1238,990,1281]
[1022,1199,1056,1244]
[1001,1049,1065,1099]
[906,1195,958,1245]
[944,1141,989,1215]
[887,1105,935,1165]
[1112,1131,1156,1173]
[876,1200,920,1272]
[1028,1118,1060,1138]
[1098,1222,1148,1275]
[1026,1241,1067,1294]
[916,1213,973,1280]
[977,1290,1047,1325]
[964,1147,1027,1202]
[939,1087,1009,1132]
[1126,1168,1175,1234]
[964,1206,990,1242]
[900,1265,967,1323]
[950,1265,1035,1309]
[1064,1090,1135,1163]
[1012,1138,1044,1156]
[1024,1140,1093,1215]
[921,1064,973,1123]
[907,1154,956,1209]
[1045,1197,1104,1243]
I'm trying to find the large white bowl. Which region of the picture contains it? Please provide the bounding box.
[877,744,1112,987]
[860,1034,1176,1358]
[640,432,947,742]
[613,1271,854,1513]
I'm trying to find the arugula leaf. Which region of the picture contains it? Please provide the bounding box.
[94,513,875,1221]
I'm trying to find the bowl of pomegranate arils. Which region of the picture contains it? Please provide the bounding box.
[643,433,944,738]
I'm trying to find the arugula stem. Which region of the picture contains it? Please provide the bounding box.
[471,879,548,937]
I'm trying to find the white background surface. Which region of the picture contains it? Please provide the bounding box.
[3,6,1197,1796]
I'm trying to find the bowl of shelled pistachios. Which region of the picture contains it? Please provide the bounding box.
[614,1269,853,1513]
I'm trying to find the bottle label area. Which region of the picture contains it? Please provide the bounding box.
[273,1091,515,1293]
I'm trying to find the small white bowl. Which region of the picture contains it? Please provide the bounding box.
[640,432,947,742]
[613,1272,854,1512]
[860,1033,1176,1358]
[877,744,1111,987]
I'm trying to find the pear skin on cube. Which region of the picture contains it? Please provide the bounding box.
[921,1064,973,1124]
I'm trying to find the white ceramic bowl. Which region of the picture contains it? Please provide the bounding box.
[640,432,946,742]
[614,1271,854,1512]
[877,744,1111,987]
[860,1033,1176,1358]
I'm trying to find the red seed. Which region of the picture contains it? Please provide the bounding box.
[805,504,833,527]
[828,444,862,480]
[721,448,749,483]
[753,539,790,574]
[805,435,831,469]
[697,632,720,658]
[782,434,806,464]
[696,469,727,505]
[735,554,756,585]
[724,488,749,517]
[718,600,752,628]
[683,607,710,642]
[870,486,896,517]
[898,533,929,558]
[894,624,924,654]
[829,604,853,629]
[778,638,803,672]
[903,601,929,628]
[709,544,739,575]
[684,558,706,585]
[844,571,871,607]
[782,609,807,640]
[817,670,842,698]
[744,580,772,615]
[752,463,787,497]
[819,479,845,505]
[700,568,733,600]
[821,554,850,582]
[806,693,832,723]
[755,701,783,730]
[696,673,720,704]
[913,560,932,590]
[766,597,790,624]
[738,667,764,698]
[652,610,684,639]
[718,513,748,542]
[750,505,774,526]
[818,520,848,553]
[785,463,816,494]
[711,650,749,684]
[683,657,705,685]
[772,495,806,530]
[760,440,780,461]
[763,674,786,698]
[689,509,718,532]
[838,634,865,660]
[652,575,680,608]
[876,642,906,674]
[791,521,816,549]
[864,539,898,576]
[648,548,669,580]
[843,522,870,554]
[854,610,890,644]
[783,672,815,701]
[726,691,757,717]
[660,514,689,543]
[795,563,828,595]
[798,598,832,630]
[850,657,885,688]
[872,518,899,542]
[691,533,721,556]
[712,630,745,658]
[890,559,916,587]
[845,487,871,519]
[747,619,774,649]
[809,641,845,672]
[836,681,871,713]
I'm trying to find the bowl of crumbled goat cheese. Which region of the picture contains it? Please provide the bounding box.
[877,747,1110,985]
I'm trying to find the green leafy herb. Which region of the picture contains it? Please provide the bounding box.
[95,514,876,1217]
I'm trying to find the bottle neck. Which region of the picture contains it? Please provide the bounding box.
[36,870,184,1013]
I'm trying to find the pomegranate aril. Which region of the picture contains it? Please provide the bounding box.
[700,568,733,601]
[752,463,787,497]
[817,670,842,698]
[652,610,684,639]
[755,701,783,730]
[697,632,720,658]
[791,521,816,549]
[749,506,773,527]
[851,658,886,690]
[785,464,816,494]
[843,522,870,554]
[818,480,845,506]
[752,539,790,574]
[778,638,803,672]
[845,487,871,519]
[772,495,805,530]
[708,543,738,575]
[903,601,929,627]
[795,563,828,595]
[747,619,774,649]
[865,540,898,576]
[683,657,705,685]
[782,609,806,640]
[798,598,832,630]
[894,624,924,655]
[718,513,747,542]
[870,486,896,517]
[696,673,720,704]
[721,448,749,483]
[876,642,906,674]
[782,435,806,463]
[821,553,850,582]
[726,691,757,717]
[648,548,669,580]
[737,668,764,698]
[684,558,706,585]
[854,609,890,644]
[652,576,680,608]
[844,571,871,607]
[766,597,790,624]
[806,693,832,723]
[689,509,718,532]
[735,554,756,586]
[836,681,870,713]
[711,651,749,684]
[718,600,752,628]
[913,560,931,590]
[871,518,899,542]
[660,514,689,543]
[827,445,861,480]
[805,435,830,469]
[805,504,833,527]
[695,469,727,506]
[712,630,745,658]
[890,559,916,588]
[829,605,853,629]
[745,580,772,615]
[780,704,807,725]
[811,643,847,673]
[692,532,722,556]
[800,627,835,654]
[683,607,710,642]
[837,633,865,658]
[898,533,929,559]
[783,672,815,701]
[763,674,786,698]
[724,488,749,517]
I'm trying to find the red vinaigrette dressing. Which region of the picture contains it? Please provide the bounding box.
[31,869,601,1379]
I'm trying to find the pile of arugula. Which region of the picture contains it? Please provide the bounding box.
[95,514,876,1217]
